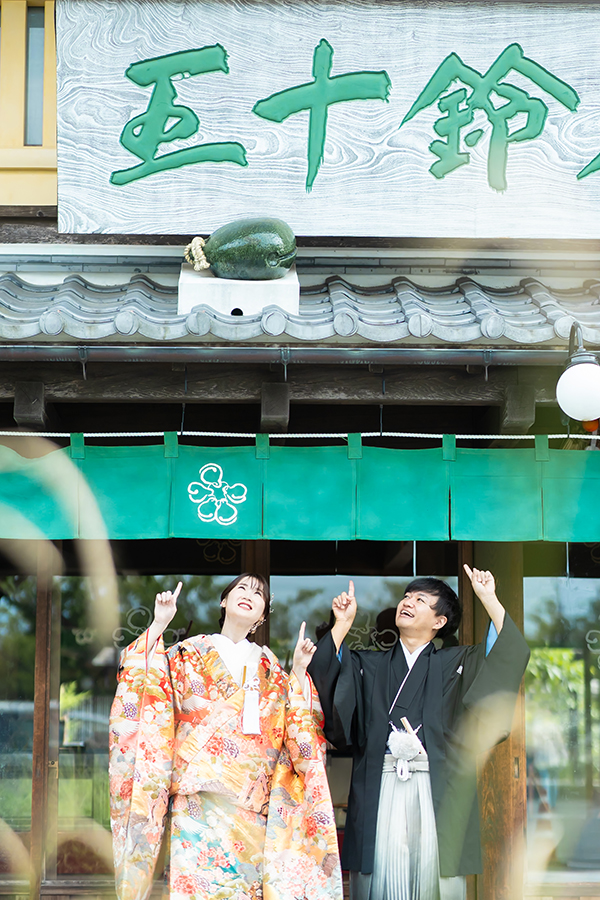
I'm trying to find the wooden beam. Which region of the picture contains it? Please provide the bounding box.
[260,382,290,432]
[13,381,48,428]
[0,205,57,217]
[501,385,536,434]
[0,364,558,406]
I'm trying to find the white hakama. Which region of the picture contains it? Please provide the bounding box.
[349,755,466,900]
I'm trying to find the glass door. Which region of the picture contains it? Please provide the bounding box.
[0,575,37,886]
[51,573,232,883]
[269,539,459,874]
[524,545,600,893]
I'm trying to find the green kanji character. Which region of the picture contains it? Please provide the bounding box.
[401,43,579,191]
[110,46,247,186]
[577,130,600,179]
[253,39,391,191]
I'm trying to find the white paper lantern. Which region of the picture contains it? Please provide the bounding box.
[556,359,600,421]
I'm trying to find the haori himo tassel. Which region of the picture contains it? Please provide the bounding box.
[387,717,426,781]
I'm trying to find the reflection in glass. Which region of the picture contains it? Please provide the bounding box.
[525,577,600,885]
[269,573,459,667]
[55,574,227,878]
[0,576,36,881]
[269,572,458,841]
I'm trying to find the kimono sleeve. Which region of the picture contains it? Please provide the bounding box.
[284,669,327,777]
[109,633,175,900]
[262,671,343,900]
[308,631,365,749]
[461,613,530,750]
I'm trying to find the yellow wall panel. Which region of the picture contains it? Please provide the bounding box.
[0,0,57,206]
[0,169,57,205]
[0,1,28,149]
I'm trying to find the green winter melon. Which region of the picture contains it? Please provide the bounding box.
[185,218,296,280]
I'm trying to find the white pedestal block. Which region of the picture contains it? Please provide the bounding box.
[178,262,299,317]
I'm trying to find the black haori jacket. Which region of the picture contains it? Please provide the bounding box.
[308,614,529,877]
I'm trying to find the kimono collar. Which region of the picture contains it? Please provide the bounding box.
[183,634,278,699]
[211,633,261,686]
[400,640,432,671]
[388,640,433,717]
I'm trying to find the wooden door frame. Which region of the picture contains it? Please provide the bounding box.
[241,540,270,647]
[459,542,527,900]
[25,538,528,899]
[30,542,56,899]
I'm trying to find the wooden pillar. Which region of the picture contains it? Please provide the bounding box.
[459,542,475,646]
[458,543,477,900]
[44,578,61,880]
[583,642,594,804]
[29,541,53,899]
[473,542,527,900]
[241,541,270,646]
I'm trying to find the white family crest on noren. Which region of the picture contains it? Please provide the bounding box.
[187,463,248,525]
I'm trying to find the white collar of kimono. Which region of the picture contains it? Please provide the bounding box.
[210,633,261,686]
[388,640,432,716]
[400,640,431,671]
[211,633,263,734]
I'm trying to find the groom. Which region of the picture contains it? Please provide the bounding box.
[308,565,529,900]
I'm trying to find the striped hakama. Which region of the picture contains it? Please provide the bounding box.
[349,755,466,900]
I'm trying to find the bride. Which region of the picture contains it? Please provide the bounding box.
[109,572,342,900]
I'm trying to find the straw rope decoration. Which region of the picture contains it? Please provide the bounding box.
[184,237,210,272]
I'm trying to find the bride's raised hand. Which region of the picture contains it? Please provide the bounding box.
[292,621,317,690]
[153,581,183,630]
[293,621,317,672]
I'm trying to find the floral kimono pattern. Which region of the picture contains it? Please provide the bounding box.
[109,633,342,900]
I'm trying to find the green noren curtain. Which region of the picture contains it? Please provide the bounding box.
[357,447,449,540]
[0,434,597,542]
[450,448,543,541]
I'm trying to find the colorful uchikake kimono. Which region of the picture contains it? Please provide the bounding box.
[109,634,342,900]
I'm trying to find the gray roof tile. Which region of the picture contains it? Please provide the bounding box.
[0,271,598,345]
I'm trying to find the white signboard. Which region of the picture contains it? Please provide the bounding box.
[57,0,600,238]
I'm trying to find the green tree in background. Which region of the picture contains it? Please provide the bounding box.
[0,576,37,701]
[0,573,231,700]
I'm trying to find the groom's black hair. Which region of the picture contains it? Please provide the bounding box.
[404,577,461,639]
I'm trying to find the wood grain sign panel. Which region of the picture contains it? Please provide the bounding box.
[56,0,600,237]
